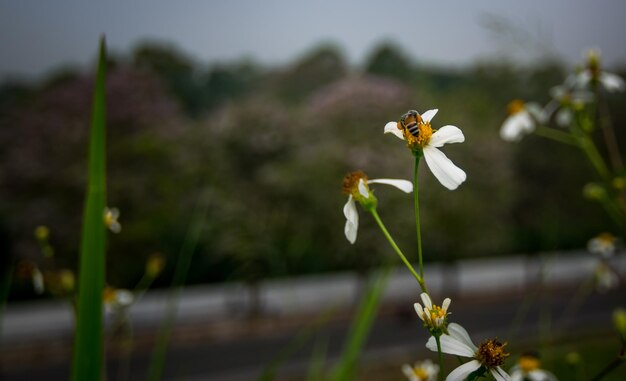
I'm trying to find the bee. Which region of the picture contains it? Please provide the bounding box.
[400,110,422,137]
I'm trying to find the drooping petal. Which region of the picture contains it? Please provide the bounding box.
[490,366,512,381]
[500,112,534,142]
[421,109,438,123]
[445,360,482,381]
[343,196,359,244]
[423,146,467,190]
[384,121,405,140]
[420,292,433,309]
[429,125,465,147]
[525,103,546,123]
[600,72,625,92]
[367,179,413,193]
[426,334,475,357]
[447,323,477,351]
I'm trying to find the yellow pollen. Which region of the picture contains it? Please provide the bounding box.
[342,171,368,196]
[476,339,509,368]
[411,367,429,380]
[403,121,433,149]
[507,99,525,115]
[596,232,615,245]
[429,305,446,319]
[518,356,540,372]
[103,287,117,303]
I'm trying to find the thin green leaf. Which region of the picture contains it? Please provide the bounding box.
[330,268,390,381]
[71,36,108,381]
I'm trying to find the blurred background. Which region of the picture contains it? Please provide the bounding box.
[1,1,625,380]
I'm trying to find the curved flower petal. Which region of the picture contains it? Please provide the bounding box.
[447,323,477,351]
[357,179,369,198]
[402,364,418,381]
[420,292,433,309]
[500,112,534,142]
[600,72,625,92]
[446,360,481,381]
[426,334,475,357]
[525,103,545,123]
[442,297,451,312]
[343,196,358,244]
[367,178,413,193]
[423,146,467,190]
[414,302,425,321]
[384,121,405,140]
[429,125,465,147]
[490,366,512,381]
[421,109,438,123]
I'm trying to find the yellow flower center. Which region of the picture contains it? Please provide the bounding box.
[342,171,368,197]
[103,287,117,304]
[475,339,509,368]
[397,111,433,150]
[507,99,525,115]
[596,232,615,246]
[429,305,446,320]
[518,355,540,372]
[411,366,429,380]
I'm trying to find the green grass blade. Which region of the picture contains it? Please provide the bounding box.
[71,36,108,381]
[146,191,210,381]
[330,268,390,381]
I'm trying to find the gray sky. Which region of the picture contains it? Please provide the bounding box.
[2,0,626,80]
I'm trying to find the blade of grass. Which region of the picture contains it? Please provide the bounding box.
[330,267,390,381]
[146,190,210,381]
[306,334,329,381]
[256,306,337,381]
[71,36,108,381]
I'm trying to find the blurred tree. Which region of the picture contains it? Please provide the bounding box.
[364,42,413,81]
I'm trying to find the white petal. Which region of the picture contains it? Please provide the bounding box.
[343,196,358,244]
[367,178,413,193]
[500,112,534,142]
[414,302,426,321]
[556,108,572,127]
[421,109,438,123]
[402,364,418,381]
[357,179,369,198]
[600,72,625,92]
[445,360,481,381]
[384,121,405,140]
[509,370,523,381]
[420,292,433,309]
[429,125,465,147]
[577,71,592,88]
[423,146,467,190]
[525,103,544,122]
[426,334,475,357]
[447,323,477,350]
[32,269,44,294]
[490,367,512,381]
[442,297,451,312]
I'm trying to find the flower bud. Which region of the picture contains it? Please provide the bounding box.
[613,308,626,339]
[583,183,606,200]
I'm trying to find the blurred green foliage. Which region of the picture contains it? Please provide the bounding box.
[1,42,623,299]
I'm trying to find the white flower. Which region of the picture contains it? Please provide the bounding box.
[594,263,619,292]
[573,49,625,92]
[32,267,44,294]
[414,292,451,330]
[587,233,617,258]
[104,207,121,233]
[509,353,558,381]
[402,359,439,381]
[384,109,466,190]
[546,85,593,127]
[342,171,412,244]
[104,287,135,313]
[500,100,544,142]
[426,323,511,381]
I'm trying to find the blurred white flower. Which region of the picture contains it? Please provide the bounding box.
[104,287,135,313]
[384,109,466,190]
[104,207,121,233]
[500,100,544,142]
[402,359,439,381]
[594,263,619,292]
[587,233,618,258]
[510,353,558,381]
[574,49,625,92]
[426,323,511,381]
[342,171,412,244]
[546,85,593,127]
[32,267,44,294]
[414,292,451,331]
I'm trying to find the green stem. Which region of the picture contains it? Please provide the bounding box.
[572,111,612,181]
[414,155,425,282]
[534,126,578,146]
[435,333,444,381]
[369,209,426,292]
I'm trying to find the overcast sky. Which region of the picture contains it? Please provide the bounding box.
[2,0,626,81]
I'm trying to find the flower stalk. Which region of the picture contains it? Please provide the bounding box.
[413,154,426,283]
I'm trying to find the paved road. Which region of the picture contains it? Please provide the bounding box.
[1,252,624,380]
